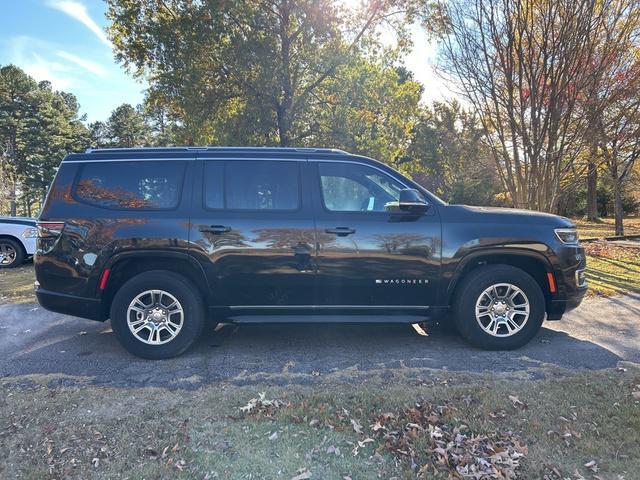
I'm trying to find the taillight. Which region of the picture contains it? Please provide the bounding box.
[36,221,65,239]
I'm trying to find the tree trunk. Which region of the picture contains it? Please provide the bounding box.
[613,180,624,236]
[10,181,17,217]
[586,155,598,221]
[276,106,291,147]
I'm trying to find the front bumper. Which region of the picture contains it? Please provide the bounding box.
[546,246,588,320]
[547,286,587,319]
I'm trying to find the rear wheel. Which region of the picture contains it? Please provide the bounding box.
[0,238,24,268]
[453,265,545,350]
[110,271,205,359]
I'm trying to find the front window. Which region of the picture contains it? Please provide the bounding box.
[318,162,404,212]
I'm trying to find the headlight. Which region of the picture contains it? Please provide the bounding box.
[555,228,579,245]
[22,227,38,238]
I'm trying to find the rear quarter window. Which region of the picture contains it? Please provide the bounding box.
[74,161,185,210]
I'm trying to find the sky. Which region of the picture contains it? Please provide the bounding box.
[0,0,451,123]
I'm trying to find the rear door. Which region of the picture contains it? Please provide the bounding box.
[310,160,441,308]
[189,156,317,308]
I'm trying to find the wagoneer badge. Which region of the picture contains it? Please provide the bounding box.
[376,279,429,284]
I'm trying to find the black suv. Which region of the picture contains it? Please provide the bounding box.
[35,147,587,358]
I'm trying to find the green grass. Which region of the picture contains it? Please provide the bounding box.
[1,368,639,479]
[0,263,35,304]
[574,217,640,240]
[584,242,640,297]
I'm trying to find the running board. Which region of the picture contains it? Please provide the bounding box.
[229,314,430,324]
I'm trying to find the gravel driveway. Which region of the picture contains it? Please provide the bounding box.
[1,295,639,388]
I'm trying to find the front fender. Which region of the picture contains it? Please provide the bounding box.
[443,241,556,302]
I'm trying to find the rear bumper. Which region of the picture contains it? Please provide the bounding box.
[36,288,106,321]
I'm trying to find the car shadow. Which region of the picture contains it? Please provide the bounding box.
[0,303,625,389]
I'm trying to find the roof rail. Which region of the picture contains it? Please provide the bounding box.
[84,146,349,155]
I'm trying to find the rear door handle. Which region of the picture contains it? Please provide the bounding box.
[325,227,356,236]
[199,225,231,234]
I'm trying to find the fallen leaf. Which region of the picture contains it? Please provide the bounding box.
[351,419,363,434]
[584,460,598,472]
[291,468,312,480]
[509,395,527,409]
[326,445,340,456]
[268,431,278,441]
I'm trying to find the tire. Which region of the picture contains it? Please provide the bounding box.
[0,238,25,269]
[110,270,205,359]
[452,265,545,350]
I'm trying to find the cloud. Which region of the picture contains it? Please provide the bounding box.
[56,50,107,76]
[21,55,74,90]
[8,37,75,90]
[46,0,112,48]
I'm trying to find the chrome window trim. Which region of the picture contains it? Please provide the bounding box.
[309,159,411,189]
[70,157,189,167]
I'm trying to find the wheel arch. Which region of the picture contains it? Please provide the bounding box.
[99,251,212,319]
[0,234,27,255]
[447,249,554,308]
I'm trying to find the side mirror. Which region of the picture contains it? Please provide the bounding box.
[398,188,429,213]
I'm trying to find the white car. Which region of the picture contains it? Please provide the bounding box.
[0,216,37,268]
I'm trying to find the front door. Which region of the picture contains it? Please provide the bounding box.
[189,157,317,307]
[310,160,441,308]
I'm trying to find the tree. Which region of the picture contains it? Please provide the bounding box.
[88,121,109,148]
[597,68,640,235]
[0,65,38,215]
[105,103,148,147]
[407,101,500,205]
[106,0,409,146]
[143,93,177,146]
[310,60,423,168]
[429,0,627,212]
[0,65,89,216]
[578,1,640,221]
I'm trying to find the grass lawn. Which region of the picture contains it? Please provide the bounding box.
[1,368,639,479]
[0,263,35,304]
[584,242,640,297]
[574,217,640,240]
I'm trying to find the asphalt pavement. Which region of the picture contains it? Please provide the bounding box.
[1,295,639,389]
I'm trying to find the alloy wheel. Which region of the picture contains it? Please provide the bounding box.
[474,283,530,337]
[126,289,184,345]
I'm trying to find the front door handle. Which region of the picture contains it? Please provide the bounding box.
[199,225,231,234]
[325,227,356,236]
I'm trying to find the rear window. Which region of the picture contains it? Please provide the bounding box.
[74,161,185,209]
[204,160,299,211]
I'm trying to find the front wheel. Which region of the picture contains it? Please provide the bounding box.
[110,271,205,359]
[453,265,545,350]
